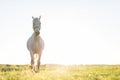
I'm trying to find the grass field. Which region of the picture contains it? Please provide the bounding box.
[0,64,120,80]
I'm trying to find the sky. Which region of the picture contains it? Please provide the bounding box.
[0,0,120,65]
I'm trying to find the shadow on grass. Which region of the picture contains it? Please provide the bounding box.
[0,64,30,72]
[0,64,47,72]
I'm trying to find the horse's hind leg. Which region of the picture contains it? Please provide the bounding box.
[37,53,42,71]
[33,53,39,72]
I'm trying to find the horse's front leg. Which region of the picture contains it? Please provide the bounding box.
[30,52,34,71]
[37,58,40,70]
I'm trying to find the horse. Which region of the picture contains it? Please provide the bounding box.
[27,16,44,72]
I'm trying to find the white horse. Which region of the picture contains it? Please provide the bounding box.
[27,16,44,72]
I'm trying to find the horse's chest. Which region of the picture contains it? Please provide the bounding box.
[31,41,41,53]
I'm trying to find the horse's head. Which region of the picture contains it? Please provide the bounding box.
[32,16,41,35]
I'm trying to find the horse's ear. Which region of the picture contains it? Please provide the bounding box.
[32,16,34,19]
[39,16,41,20]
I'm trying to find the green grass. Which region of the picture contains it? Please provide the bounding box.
[0,64,120,80]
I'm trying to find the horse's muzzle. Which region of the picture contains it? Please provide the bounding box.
[34,28,40,35]
[35,31,40,35]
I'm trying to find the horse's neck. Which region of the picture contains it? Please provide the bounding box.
[32,33,40,41]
